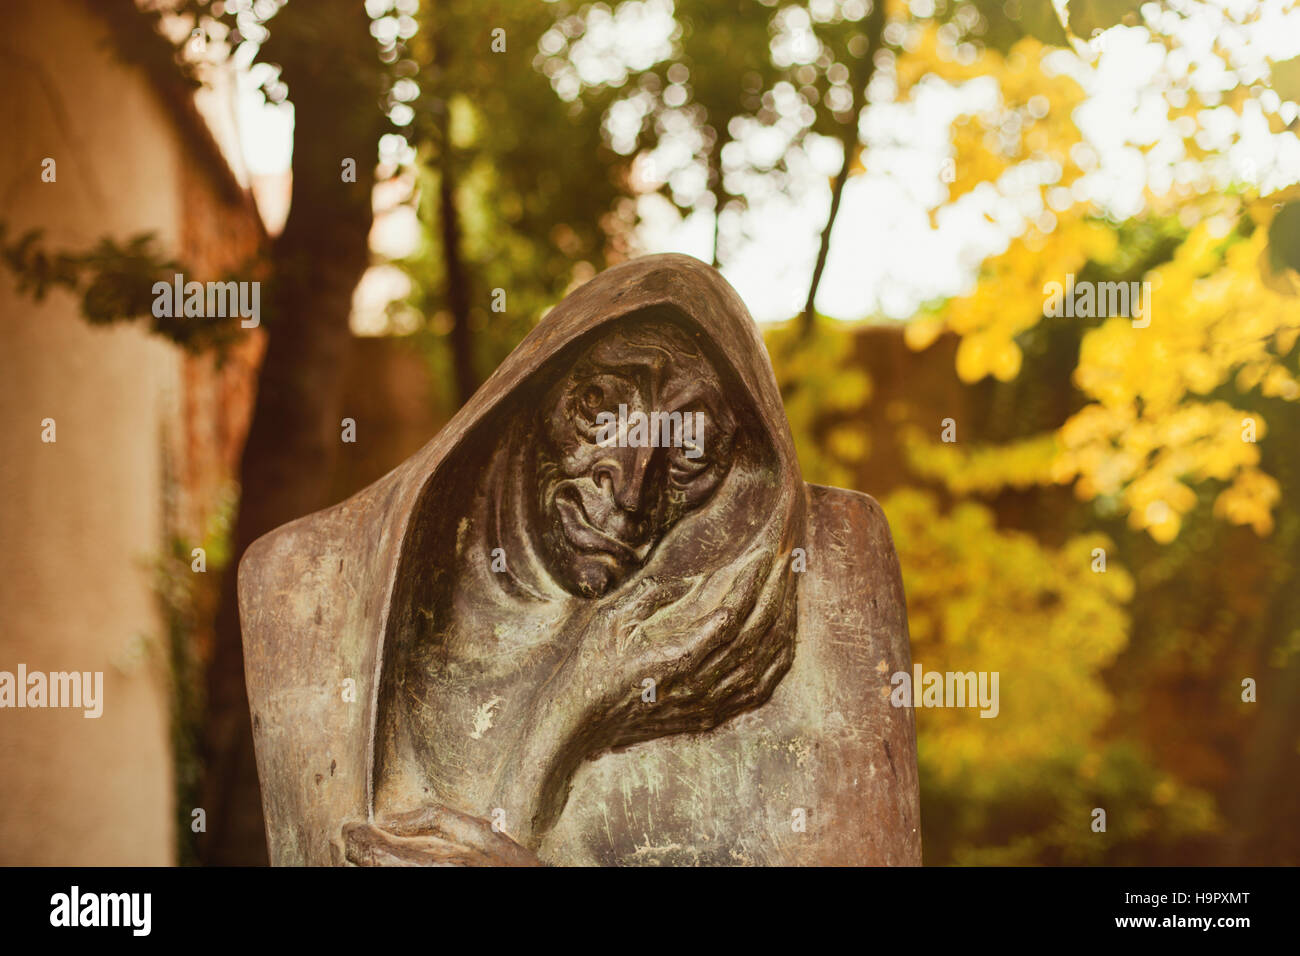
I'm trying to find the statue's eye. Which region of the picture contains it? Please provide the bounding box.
[667,442,709,482]
[579,385,604,417]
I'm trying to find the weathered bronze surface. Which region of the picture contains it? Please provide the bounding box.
[239,254,920,865]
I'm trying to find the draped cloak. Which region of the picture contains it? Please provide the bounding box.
[239,254,921,865]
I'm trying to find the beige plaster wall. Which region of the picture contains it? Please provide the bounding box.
[0,0,194,865]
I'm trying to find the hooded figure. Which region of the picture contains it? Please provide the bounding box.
[240,254,919,866]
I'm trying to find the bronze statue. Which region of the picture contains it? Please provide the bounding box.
[239,254,920,865]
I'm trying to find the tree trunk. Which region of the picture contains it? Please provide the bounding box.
[799,147,852,338]
[708,137,727,269]
[439,158,477,407]
[1223,512,1300,863]
[198,2,383,865]
[431,28,477,409]
[798,1,884,338]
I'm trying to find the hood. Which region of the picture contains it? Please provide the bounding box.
[240,253,806,861]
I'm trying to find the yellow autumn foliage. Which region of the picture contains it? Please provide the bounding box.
[886,488,1132,780]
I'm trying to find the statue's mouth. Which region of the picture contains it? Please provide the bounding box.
[553,491,649,567]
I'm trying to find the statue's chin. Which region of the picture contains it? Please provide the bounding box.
[541,496,650,599]
[568,556,621,599]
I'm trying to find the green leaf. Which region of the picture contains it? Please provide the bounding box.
[1269,56,1300,104]
[1266,200,1300,275]
[1066,0,1145,39]
[973,0,1071,54]
[1021,0,1072,47]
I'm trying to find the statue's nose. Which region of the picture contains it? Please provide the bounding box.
[594,443,655,514]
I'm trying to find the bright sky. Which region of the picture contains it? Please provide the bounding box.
[232,0,1300,325]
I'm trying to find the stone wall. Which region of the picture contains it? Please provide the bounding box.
[0,0,262,865]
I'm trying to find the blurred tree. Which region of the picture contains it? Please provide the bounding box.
[188,0,391,865]
[398,0,631,406]
[551,0,888,334]
[765,319,874,487]
[543,0,790,268]
[190,0,641,864]
[3,0,636,864]
[1,0,387,864]
[798,0,887,335]
[843,0,1300,863]
[8,0,1297,867]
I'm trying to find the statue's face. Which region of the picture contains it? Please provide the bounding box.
[533,320,738,598]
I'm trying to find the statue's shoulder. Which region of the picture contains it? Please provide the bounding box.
[237,496,390,865]
[237,509,335,650]
[236,496,375,698]
[546,481,921,865]
[803,483,904,585]
[793,481,918,863]
[237,472,404,657]
[805,481,884,515]
[800,482,909,671]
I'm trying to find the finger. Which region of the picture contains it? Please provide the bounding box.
[624,574,694,618]
[701,546,771,622]
[375,806,541,867]
[640,549,771,667]
[651,605,737,677]
[377,806,455,836]
[651,563,794,731]
[716,549,773,629]
[630,569,797,739]
[342,822,493,867]
[597,576,695,656]
[733,633,796,710]
[709,616,795,710]
[696,554,793,685]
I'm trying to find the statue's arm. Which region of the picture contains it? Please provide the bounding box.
[343,807,543,867]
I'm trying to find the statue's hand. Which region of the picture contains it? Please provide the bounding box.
[343,806,543,867]
[583,545,793,745]
[497,546,794,841]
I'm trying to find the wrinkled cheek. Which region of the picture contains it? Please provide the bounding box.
[558,445,600,478]
[656,488,692,533]
[657,474,720,529]
[680,475,722,510]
